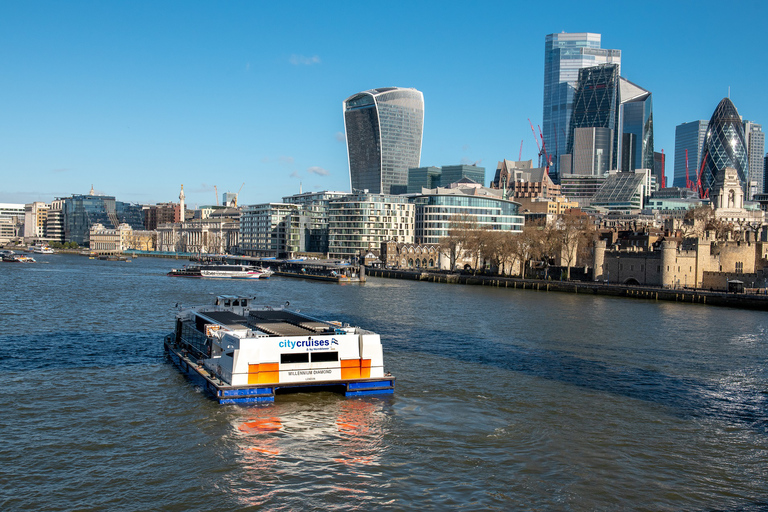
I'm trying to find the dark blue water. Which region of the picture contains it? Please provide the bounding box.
[2,254,767,510]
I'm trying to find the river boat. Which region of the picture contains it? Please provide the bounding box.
[2,251,35,263]
[167,264,272,279]
[273,259,365,282]
[29,245,55,254]
[164,295,395,403]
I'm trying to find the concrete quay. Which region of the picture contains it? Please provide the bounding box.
[365,268,768,311]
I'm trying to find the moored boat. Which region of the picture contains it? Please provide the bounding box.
[167,264,272,279]
[29,245,55,254]
[164,295,394,403]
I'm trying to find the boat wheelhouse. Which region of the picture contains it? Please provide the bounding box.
[164,295,394,403]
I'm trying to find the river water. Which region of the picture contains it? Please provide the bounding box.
[1,254,767,511]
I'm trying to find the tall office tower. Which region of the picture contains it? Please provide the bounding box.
[700,98,748,198]
[572,127,613,175]
[343,87,424,195]
[743,121,765,196]
[673,121,708,188]
[620,78,654,174]
[566,64,621,171]
[542,32,620,181]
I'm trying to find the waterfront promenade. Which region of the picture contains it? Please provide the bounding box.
[367,268,768,311]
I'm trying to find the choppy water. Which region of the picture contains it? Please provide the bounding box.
[1,254,768,510]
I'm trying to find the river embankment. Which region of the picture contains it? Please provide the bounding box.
[366,268,768,311]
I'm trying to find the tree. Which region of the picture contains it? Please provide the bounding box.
[439,214,478,271]
[554,212,591,280]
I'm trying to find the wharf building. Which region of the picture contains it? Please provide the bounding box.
[238,203,299,258]
[343,87,424,195]
[542,32,621,181]
[327,192,415,260]
[412,180,524,245]
[407,164,485,193]
[89,222,157,254]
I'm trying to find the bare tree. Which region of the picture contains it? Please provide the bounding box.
[554,212,591,280]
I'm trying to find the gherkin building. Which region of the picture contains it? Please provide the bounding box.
[700,98,748,197]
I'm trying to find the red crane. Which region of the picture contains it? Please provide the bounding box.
[528,119,551,173]
[660,150,666,189]
[685,149,693,190]
[697,155,708,198]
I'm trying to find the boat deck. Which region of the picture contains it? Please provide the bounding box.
[198,308,339,337]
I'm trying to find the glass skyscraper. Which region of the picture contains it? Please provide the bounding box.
[566,64,621,170]
[743,121,765,196]
[700,98,748,198]
[343,87,424,195]
[542,32,620,181]
[673,121,708,188]
[619,78,654,174]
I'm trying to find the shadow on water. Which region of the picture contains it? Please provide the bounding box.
[351,311,768,435]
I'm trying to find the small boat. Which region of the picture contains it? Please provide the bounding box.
[168,263,271,279]
[2,252,35,263]
[29,245,55,254]
[164,295,395,403]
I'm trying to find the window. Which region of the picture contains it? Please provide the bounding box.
[311,352,338,363]
[735,262,744,273]
[281,353,309,364]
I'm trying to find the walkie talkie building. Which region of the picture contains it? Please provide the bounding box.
[343,87,424,195]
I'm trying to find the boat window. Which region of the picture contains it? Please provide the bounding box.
[281,353,309,364]
[233,299,240,306]
[311,352,338,363]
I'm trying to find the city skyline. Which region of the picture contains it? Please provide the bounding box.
[2,1,767,207]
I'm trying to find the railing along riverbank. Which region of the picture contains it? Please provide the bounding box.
[366,268,768,311]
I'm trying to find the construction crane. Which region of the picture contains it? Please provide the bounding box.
[685,149,693,190]
[233,182,245,207]
[697,156,708,198]
[518,140,523,162]
[661,150,666,189]
[527,119,545,171]
[214,185,219,205]
[528,119,552,173]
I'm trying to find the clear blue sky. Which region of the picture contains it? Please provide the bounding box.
[2,0,766,207]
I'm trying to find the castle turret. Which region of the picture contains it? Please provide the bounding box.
[593,239,606,281]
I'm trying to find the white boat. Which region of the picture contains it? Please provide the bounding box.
[29,245,55,254]
[164,295,395,403]
[168,264,270,279]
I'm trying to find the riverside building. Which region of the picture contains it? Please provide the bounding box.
[61,191,144,246]
[412,181,524,245]
[343,87,424,194]
[327,192,414,260]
